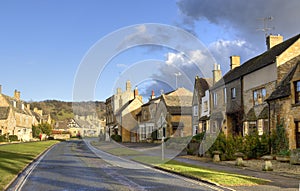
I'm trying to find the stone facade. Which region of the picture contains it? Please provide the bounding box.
[0,89,39,141]
[267,62,300,149]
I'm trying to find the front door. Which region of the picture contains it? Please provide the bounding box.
[296,121,300,148]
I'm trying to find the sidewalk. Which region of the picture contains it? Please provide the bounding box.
[121,142,299,191]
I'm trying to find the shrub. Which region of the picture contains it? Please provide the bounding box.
[9,135,18,141]
[207,131,271,160]
[191,132,205,143]
[0,135,8,142]
[111,134,122,142]
[271,122,289,155]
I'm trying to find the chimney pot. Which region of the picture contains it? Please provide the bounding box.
[213,64,222,85]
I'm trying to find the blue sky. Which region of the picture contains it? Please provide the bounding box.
[0,0,299,101]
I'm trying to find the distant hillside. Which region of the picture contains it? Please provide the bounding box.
[29,100,106,121]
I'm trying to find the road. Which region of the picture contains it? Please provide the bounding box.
[7,139,221,191]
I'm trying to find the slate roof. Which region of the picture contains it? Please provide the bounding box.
[212,34,300,89]
[266,62,299,101]
[0,107,10,120]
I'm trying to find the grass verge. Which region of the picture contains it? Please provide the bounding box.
[132,156,269,186]
[91,141,141,156]
[0,140,59,190]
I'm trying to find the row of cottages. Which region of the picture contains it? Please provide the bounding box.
[193,34,300,150]
[55,115,105,137]
[0,86,52,141]
[105,80,194,142]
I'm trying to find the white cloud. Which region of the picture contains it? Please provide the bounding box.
[116,63,128,68]
[208,39,256,72]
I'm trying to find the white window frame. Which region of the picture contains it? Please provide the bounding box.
[193,105,198,116]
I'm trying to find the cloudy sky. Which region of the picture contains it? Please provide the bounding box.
[0,0,299,101]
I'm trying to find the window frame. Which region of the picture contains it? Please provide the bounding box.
[231,87,236,99]
[295,81,300,104]
[253,87,267,106]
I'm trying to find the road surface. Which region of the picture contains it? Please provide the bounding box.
[8,139,221,191]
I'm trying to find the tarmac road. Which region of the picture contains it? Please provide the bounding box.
[7,139,221,191]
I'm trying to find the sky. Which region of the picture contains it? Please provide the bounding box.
[0,0,299,102]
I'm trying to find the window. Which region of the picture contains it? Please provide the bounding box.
[193,125,198,136]
[193,105,198,116]
[203,101,208,112]
[295,81,300,103]
[253,88,267,105]
[224,88,227,103]
[213,92,217,107]
[295,121,300,148]
[202,121,207,132]
[231,88,236,99]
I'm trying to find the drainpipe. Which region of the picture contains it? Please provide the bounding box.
[267,101,271,154]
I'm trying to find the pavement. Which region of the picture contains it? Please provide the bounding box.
[118,142,299,191]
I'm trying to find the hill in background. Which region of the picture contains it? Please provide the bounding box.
[29,100,106,121]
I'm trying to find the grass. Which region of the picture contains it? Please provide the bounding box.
[91,141,141,156]
[132,156,269,186]
[103,147,141,156]
[0,140,59,190]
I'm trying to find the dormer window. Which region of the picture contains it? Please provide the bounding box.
[295,81,300,104]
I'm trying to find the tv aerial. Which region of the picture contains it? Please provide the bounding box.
[257,16,275,37]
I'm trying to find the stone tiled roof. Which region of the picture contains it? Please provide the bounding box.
[0,107,10,120]
[2,95,32,116]
[163,95,193,107]
[213,34,300,89]
[115,99,134,116]
[194,77,211,101]
[258,106,269,119]
[167,106,192,115]
[266,62,299,101]
[245,108,257,121]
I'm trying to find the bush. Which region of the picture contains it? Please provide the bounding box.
[191,132,205,143]
[9,135,18,141]
[0,135,8,142]
[207,131,271,160]
[111,134,122,142]
[271,122,289,155]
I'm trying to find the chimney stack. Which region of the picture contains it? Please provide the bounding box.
[230,56,240,70]
[150,90,155,99]
[0,85,2,94]
[116,88,122,95]
[266,34,283,50]
[14,90,20,100]
[134,86,143,101]
[213,64,222,85]
[126,80,131,92]
[134,86,139,98]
